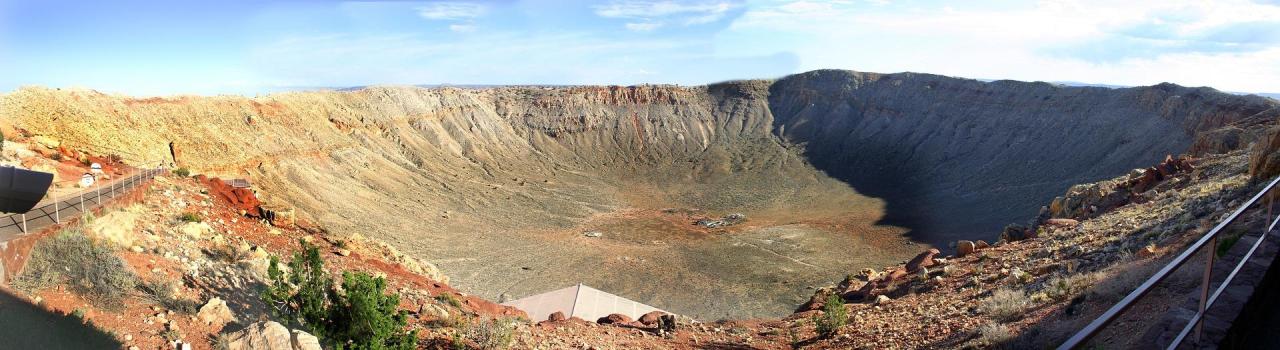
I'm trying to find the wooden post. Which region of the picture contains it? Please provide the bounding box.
[1195,236,1217,344]
[53,196,60,224]
[20,214,26,233]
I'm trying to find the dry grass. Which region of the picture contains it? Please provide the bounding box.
[982,288,1030,322]
[12,226,137,308]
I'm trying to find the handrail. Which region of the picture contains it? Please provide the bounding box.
[1059,175,1280,349]
[0,166,164,238]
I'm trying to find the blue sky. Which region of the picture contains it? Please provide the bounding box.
[1,0,1278,96]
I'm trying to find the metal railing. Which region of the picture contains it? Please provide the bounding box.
[1059,175,1280,349]
[0,167,165,237]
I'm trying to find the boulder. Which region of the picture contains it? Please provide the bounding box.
[197,297,236,327]
[291,330,322,350]
[597,313,632,325]
[956,240,976,257]
[221,321,292,350]
[874,295,891,305]
[905,248,940,273]
[547,311,567,322]
[797,288,835,312]
[1000,224,1033,242]
[639,311,667,325]
[89,209,141,248]
[975,240,991,249]
[418,303,449,321]
[179,222,213,239]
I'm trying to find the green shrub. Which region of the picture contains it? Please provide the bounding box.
[179,212,202,223]
[262,240,331,336]
[811,293,847,338]
[12,227,136,308]
[173,168,191,177]
[328,272,417,350]
[262,240,416,350]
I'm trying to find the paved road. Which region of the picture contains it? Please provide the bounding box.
[0,168,161,242]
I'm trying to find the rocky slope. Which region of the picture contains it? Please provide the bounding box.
[2,70,1276,320]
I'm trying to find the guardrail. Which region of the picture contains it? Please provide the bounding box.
[1059,176,1280,349]
[0,167,165,237]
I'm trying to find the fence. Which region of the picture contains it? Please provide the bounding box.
[1059,175,1280,349]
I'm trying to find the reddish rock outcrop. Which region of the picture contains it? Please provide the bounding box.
[597,313,632,325]
[197,175,263,217]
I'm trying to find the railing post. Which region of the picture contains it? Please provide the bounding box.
[20,214,26,233]
[1196,236,1217,344]
[53,195,60,224]
[79,193,84,214]
[1259,193,1269,232]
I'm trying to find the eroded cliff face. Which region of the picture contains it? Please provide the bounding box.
[1,70,1274,319]
[768,70,1280,242]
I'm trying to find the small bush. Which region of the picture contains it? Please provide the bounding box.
[436,293,463,308]
[982,288,1029,322]
[205,244,249,264]
[465,318,517,350]
[50,153,63,161]
[787,321,803,349]
[179,212,202,223]
[261,240,416,350]
[173,168,191,177]
[812,293,847,338]
[975,322,1014,347]
[1044,273,1097,302]
[137,278,199,314]
[12,228,136,308]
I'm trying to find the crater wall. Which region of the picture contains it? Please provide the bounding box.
[3,70,1275,319]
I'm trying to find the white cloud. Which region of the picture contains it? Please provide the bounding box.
[596,1,741,31]
[449,24,477,33]
[417,2,486,20]
[721,0,1280,92]
[626,22,663,31]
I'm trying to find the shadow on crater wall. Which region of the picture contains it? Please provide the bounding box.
[764,70,1277,247]
[0,288,122,349]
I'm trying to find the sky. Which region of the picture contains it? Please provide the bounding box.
[1,0,1279,96]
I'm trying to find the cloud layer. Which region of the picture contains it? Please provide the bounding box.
[1,0,1277,95]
